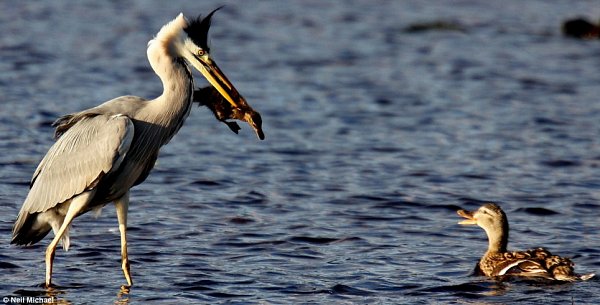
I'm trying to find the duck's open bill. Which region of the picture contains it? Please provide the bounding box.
[457,209,477,225]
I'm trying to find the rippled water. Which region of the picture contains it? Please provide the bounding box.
[1,0,600,304]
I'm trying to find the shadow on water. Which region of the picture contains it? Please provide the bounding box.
[11,283,132,304]
[411,280,509,299]
[414,275,599,304]
[12,284,71,305]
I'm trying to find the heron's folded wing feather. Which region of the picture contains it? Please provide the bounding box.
[21,114,134,214]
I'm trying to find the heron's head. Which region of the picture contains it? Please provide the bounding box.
[179,7,244,109]
[148,9,264,139]
[148,8,244,110]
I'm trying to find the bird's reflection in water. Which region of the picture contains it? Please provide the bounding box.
[115,285,130,304]
[11,284,72,305]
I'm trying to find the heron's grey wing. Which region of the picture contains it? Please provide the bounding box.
[19,114,134,217]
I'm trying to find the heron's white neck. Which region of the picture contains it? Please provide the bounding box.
[150,58,193,129]
[145,14,193,144]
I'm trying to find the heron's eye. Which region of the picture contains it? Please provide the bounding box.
[197,49,205,56]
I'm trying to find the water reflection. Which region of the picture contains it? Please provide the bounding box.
[11,285,71,305]
[115,286,130,305]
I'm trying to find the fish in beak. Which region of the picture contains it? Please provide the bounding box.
[183,8,264,140]
[194,86,265,140]
[191,54,242,109]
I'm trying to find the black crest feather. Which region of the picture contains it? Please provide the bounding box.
[184,6,224,53]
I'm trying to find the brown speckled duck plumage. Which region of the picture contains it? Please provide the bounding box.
[457,203,594,282]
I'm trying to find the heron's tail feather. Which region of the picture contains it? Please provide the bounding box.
[11,212,52,246]
[11,209,70,250]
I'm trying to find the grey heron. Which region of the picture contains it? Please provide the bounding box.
[11,8,262,287]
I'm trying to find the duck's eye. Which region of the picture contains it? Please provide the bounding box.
[197,49,205,56]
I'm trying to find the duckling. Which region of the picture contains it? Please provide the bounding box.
[457,203,594,281]
[194,86,265,140]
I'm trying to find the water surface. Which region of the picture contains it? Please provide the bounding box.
[1,1,599,304]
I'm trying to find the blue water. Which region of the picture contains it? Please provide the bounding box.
[1,0,600,304]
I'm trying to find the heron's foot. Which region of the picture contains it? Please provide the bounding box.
[45,247,56,289]
[36,281,57,289]
[44,276,54,288]
[121,258,133,286]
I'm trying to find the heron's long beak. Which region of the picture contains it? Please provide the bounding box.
[191,54,241,108]
[457,209,478,225]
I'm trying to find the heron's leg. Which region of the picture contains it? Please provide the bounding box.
[45,190,94,287]
[115,191,132,286]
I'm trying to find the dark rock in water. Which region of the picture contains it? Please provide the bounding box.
[516,207,560,216]
[541,159,581,167]
[403,20,466,33]
[562,18,600,39]
[194,86,265,140]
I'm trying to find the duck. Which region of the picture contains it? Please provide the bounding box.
[194,86,265,140]
[457,203,594,281]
